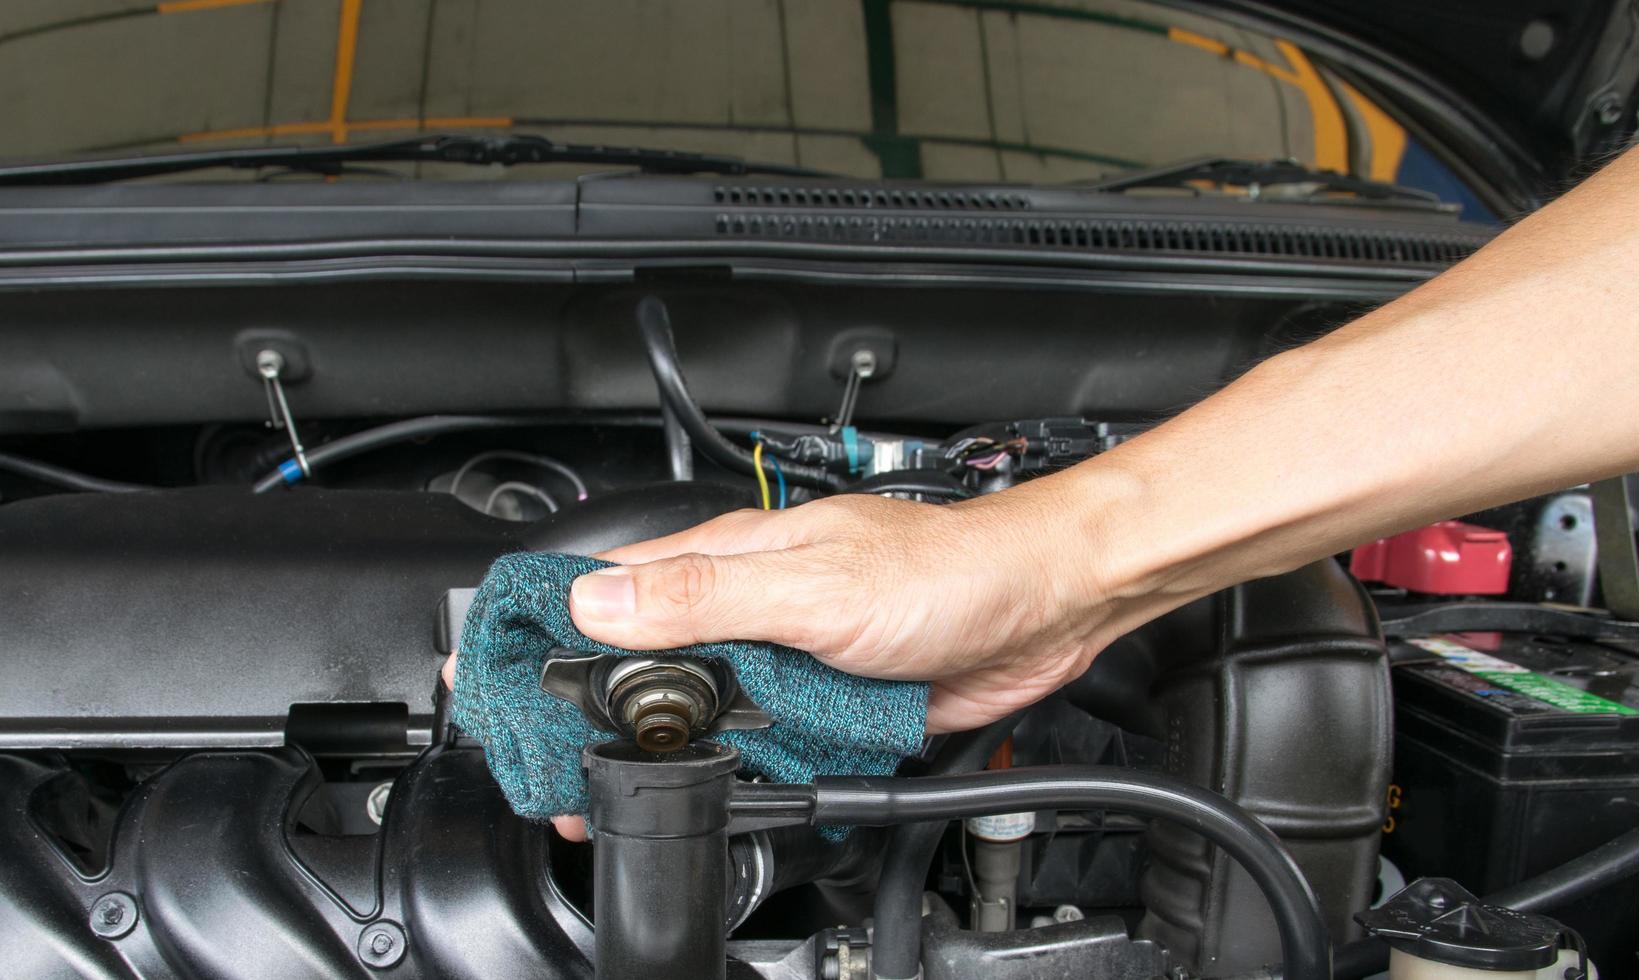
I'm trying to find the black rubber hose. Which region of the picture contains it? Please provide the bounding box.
[1489,824,1639,911]
[822,766,1329,980]
[636,296,845,491]
[1327,824,1639,980]
[660,401,694,481]
[251,414,548,492]
[0,451,153,493]
[842,470,973,500]
[869,714,1023,980]
[244,410,924,493]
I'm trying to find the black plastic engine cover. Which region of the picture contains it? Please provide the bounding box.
[0,483,752,754]
[0,489,514,753]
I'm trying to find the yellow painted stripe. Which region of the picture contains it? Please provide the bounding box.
[1272,40,1347,174]
[1165,28,1349,175]
[1167,27,1228,57]
[156,0,272,14]
[327,0,364,144]
[1338,80,1407,182]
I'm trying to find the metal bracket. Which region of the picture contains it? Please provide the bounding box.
[1592,476,1639,620]
[829,349,877,434]
[256,349,310,478]
[825,329,896,434]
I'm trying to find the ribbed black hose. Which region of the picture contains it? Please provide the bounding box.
[636,297,844,491]
[820,766,1329,980]
[869,714,1023,980]
[1327,824,1639,980]
[251,414,547,492]
[0,451,152,493]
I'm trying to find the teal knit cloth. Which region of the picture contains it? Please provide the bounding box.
[451,552,929,825]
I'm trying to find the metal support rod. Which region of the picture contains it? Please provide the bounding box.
[256,349,310,478]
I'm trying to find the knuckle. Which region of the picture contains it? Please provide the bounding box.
[710,507,764,531]
[652,553,718,616]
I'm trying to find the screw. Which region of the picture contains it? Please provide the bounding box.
[357,921,407,968]
[850,349,878,380]
[89,892,138,940]
[255,349,285,380]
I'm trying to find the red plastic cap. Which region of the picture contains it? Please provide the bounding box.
[1350,520,1512,596]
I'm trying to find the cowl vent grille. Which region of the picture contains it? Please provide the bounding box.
[712,185,1031,211]
[711,211,1485,265]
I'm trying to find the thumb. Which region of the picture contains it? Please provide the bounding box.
[569,551,811,650]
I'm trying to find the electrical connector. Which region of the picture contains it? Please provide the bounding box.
[1008,418,1143,471]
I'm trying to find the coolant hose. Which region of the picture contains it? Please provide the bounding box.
[636,297,844,491]
[0,451,152,493]
[251,414,549,492]
[1487,823,1639,911]
[869,715,1022,980]
[659,401,694,480]
[814,766,1330,980]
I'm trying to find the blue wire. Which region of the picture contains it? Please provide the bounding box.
[770,457,787,509]
[750,430,786,508]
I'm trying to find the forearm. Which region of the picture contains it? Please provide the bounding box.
[1033,146,1639,633]
[555,148,1639,731]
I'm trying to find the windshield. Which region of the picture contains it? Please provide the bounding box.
[1,0,1488,216]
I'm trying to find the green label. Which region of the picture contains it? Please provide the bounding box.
[1408,637,1639,716]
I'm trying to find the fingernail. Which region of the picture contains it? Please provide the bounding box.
[571,567,636,619]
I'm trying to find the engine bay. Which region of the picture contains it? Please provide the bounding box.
[2,275,1636,980]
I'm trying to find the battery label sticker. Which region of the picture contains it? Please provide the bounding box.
[1408,637,1639,716]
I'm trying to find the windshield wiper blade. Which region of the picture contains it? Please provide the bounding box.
[0,133,835,186]
[1082,156,1446,208]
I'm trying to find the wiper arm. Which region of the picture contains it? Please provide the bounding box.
[0,133,835,186]
[1083,156,1446,208]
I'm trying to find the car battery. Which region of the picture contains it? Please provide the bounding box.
[1382,630,1639,979]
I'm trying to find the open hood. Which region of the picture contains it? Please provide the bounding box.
[1213,0,1639,197]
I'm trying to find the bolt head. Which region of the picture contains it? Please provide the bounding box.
[366,781,393,826]
[357,921,407,968]
[255,349,285,378]
[850,349,879,379]
[88,892,138,939]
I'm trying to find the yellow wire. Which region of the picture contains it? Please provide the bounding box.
[753,442,771,510]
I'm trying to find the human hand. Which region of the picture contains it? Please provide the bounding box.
[441,468,1149,841]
